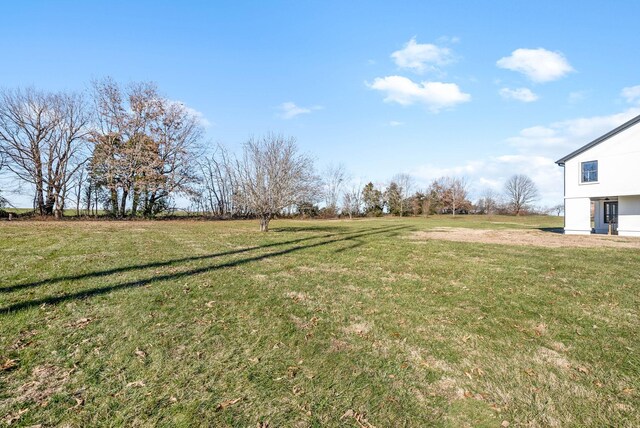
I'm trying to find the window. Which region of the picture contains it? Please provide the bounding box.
[581,160,598,183]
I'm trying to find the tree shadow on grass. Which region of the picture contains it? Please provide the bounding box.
[0,225,412,315]
[1,232,337,294]
[269,226,351,233]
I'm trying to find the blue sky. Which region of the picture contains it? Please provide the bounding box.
[2,0,640,207]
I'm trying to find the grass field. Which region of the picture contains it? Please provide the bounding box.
[1,216,638,427]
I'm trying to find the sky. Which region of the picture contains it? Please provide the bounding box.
[2,0,640,208]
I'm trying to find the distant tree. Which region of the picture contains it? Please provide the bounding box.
[322,163,348,217]
[196,144,239,217]
[448,177,470,215]
[393,173,414,216]
[0,88,90,217]
[475,188,499,215]
[89,78,202,217]
[385,181,403,215]
[408,191,429,216]
[297,201,319,218]
[235,134,318,232]
[362,182,384,216]
[429,176,470,215]
[504,174,539,216]
[552,203,564,216]
[342,185,363,219]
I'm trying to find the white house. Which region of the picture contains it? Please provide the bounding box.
[556,114,640,236]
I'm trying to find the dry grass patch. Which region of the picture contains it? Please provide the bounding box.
[412,227,640,248]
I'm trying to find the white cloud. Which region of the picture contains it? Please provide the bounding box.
[391,37,454,73]
[497,48,574,83]
[277,102,322,120]
[368,75,471,112]
[621,85,640,104]
[506,107,640,153]
[388,121,404,127]
[499,87,539,102]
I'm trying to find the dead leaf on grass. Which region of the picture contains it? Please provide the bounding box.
[1,358,19,372]
[135,348,147,359]
[287,366,299,378]
[472,367,485,377]
[126,380,146,388]
[215,397,242,411]
[66,317,92,329]
[72,396,84,409]
[3,408,28,425]
[533,323,547,336]
[576,366,590,375]
[206,301,215,308]
[340,409,376,428]
[11,330,38,350]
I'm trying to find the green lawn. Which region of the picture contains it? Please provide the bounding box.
[1,216,638,427]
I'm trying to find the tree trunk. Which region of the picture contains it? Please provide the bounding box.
[120,189,128,218]
[110,189,118,217]
[260,214,271,232]
[131,190,139,217]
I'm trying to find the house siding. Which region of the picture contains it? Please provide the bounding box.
[563,123,640,199]
[559,116,640,236]
[618,195,640,236]
[564,197,591,234]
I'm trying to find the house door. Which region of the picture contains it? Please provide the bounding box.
[604,201,618,234]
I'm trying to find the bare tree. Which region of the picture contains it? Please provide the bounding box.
[476,188,499,215]
[504,174,539,216]
[197,143,239,217]
[0,88,90,217]
[392,173,414,217]
[552,203,564,216]
[235,134,318,232]
[342,184,363,219]
[322,163,348,217]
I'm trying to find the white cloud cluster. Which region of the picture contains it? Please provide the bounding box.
[499,87,539,102]
[497,48,574,82]
[391,37,454,73]
[369,37,468,113]
[368,75,470,112]
[507,108,640,152]
[621,85,640,104]
[278,102,322,120]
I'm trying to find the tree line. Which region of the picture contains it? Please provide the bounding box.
[0,79,547,230]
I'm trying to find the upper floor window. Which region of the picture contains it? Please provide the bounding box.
[581,160,598,183]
